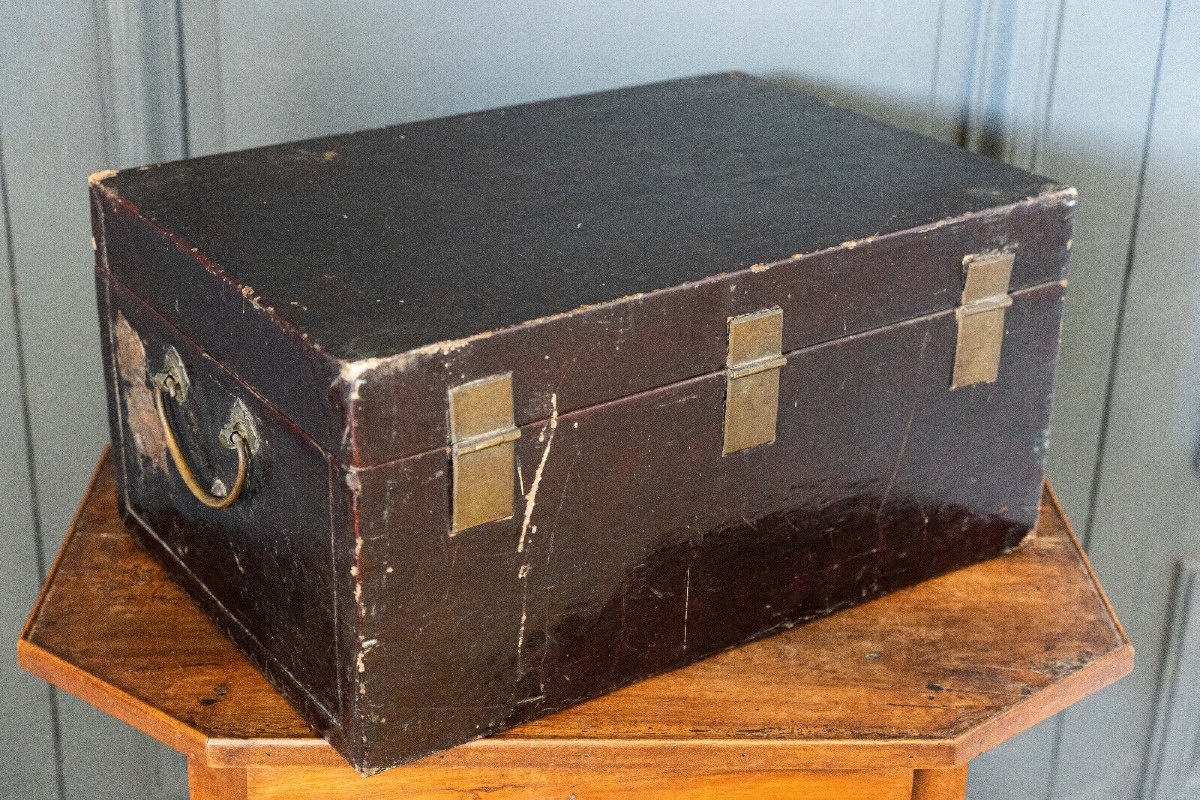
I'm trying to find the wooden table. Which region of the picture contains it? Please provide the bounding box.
[19,455,1132,800]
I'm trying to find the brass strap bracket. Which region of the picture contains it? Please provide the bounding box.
[952,251,1015,389]
[723,307,786,455]
[449,373,520,533]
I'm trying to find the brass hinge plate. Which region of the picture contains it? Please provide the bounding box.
[449,373,519,533]
[723,308,786,455]
[952,251,1015,389]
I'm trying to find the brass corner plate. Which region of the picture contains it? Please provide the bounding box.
[723,308,786,455]
[449,373,520,533]
[952,251,1015,389]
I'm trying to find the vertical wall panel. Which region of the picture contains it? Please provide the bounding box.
[960,3,1175,798]
[94,0,188,165]
[1032,7,1172,796]
[1143,561,1200,799]
[185,0,949,155]
[0,1,186,798]
[1018,8,1171,798]
[0,0,110,575]
[1039,0,1170,529]
[1050,0,1200,795]
[957,4,1068,796]
[0,130,62,800]
[996,0,1063,169]
[927,0,982,145]
[180,0,224,157]
[961,0,1062,162]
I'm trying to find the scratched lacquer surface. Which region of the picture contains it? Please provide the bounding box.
[89,73,1073,771]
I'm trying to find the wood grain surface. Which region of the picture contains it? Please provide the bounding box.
[19,453,1131,781]
[246,764,915,800]
[913,765,970,799]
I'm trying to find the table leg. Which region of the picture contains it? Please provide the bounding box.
[188,758,248,800]
[911,765,968,800]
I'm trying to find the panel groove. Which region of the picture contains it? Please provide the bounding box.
[963,0,986,149]
[173,0,192,158]
[0,123,67,800]
[0,134,47,583]
[959,0,988,150]
[43,691,65,800]
[1045,0,1191,794]
[1027,6,1065,796]
[1142,561,1200,799]
[1030,0,1066,173]
[179,0,226,156]
[89,0,119,165]
[927,0,951,138]
[1079,0,1173,550]
[928,0,985,147]
[966,0,1012,159]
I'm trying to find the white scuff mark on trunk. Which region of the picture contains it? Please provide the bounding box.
[89,167,120,185]
[518,393,557,554]
[877,324,932,522]
[516,564,531,671]
[682,563,692,651]
[353,515,366,624]
[356,637,379,674]
[879,404,917,523]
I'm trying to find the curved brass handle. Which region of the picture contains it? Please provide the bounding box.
[152,349,255,510]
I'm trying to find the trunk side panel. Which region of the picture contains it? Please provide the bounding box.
[100,271,343,728]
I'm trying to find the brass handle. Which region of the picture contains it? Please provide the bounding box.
[152,348,255,510]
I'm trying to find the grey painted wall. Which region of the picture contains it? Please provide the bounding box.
[0,1,1194,798]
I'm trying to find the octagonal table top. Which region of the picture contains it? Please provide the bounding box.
[18,453,1131,775]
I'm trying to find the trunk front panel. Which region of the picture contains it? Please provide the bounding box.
[343,281,1064,769]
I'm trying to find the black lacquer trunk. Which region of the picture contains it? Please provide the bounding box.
[90,72,1073,773]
